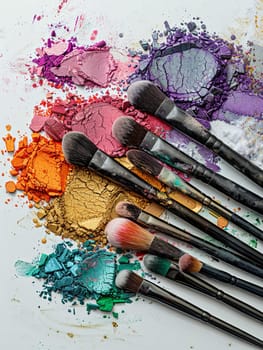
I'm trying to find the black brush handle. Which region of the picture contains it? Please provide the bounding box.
[172,270,263,322]
[156,98,263,186]
[200,263,263,297]
[194,165,263,215]
[142,131,263,214]
[147,214,263,276]
[140,280,263,348]
[205,135,263,186]
[231,213,263,241]
[177,232,263,278]
[164,197,263,266]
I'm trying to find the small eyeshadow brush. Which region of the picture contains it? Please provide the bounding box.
[143,254,263,321]
[115,201,263,279]
[105,218,263,297]
[116,270,263,348]
[127,148,263,241]
[127,80,263,188]
[112,116,263,215]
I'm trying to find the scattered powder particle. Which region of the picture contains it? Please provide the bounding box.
[5,180,17,193]
[216,216,229,229]
[67,333,74,338]
[41,237,47,244]
[249,239,258,248]
[2,133,16,152]
[5,124,12,131]
[112,321,118,328]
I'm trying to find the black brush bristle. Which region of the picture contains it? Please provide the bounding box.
[112,116,147,147]
[115,270,143,293]
[62,131,97,167]
[127,80,167,115]
[115,201,142,220]
[127,149,163,177]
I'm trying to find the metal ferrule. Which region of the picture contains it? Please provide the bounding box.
[140,131,197,173]
[156,98,209,142]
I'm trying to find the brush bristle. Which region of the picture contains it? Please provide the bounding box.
[105,217,154,251]
[143,254,171,276]
[127,149,162,177]
[62,131,97,167]
[115,201,141,220]
[179,254,203,273]
[127,80,167,115]
[115,270,143,293]
[112,116,147,147]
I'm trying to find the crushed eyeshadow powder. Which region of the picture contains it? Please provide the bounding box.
[129,20,263,122]
[15,240,136,314]
[31,36,118,88]
[10,133,70,202]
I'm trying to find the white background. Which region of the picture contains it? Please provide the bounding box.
[0,1,263,349]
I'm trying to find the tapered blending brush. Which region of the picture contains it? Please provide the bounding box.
[116,270,263,348]
[62,131,263,266]
[112,116,263,215]
[143,254,263,321]
[115,201,263,279]
[127,149,263,241]
[106,218,263,296]
[127,80,263,188]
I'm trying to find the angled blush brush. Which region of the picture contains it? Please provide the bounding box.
[127,80,263,188]
[62,131,263,266]
[116,270,263,348]
[143,254,263,321]
[127,149,263,241]
[115,201,263,279]
[112,116,263,215]
[106,218,263,297]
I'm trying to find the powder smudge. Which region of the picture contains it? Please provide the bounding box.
[10,133,70,202]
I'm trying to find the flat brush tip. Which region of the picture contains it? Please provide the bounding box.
[127,149,162,177]
[179,254,203,273]
[115,201,141,220]
[143,254,172,276]
[115,270,143,292]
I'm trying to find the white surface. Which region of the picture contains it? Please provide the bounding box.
[0,1,263,350]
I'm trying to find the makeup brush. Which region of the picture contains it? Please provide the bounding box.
[127,149,263,241]
[143,254,263,321]
[62,131,263,266]
[127,80,263,188]
[106,218,263,296]
[115,201,263,278]
[112,116,263,215]
[116,270,263,348]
